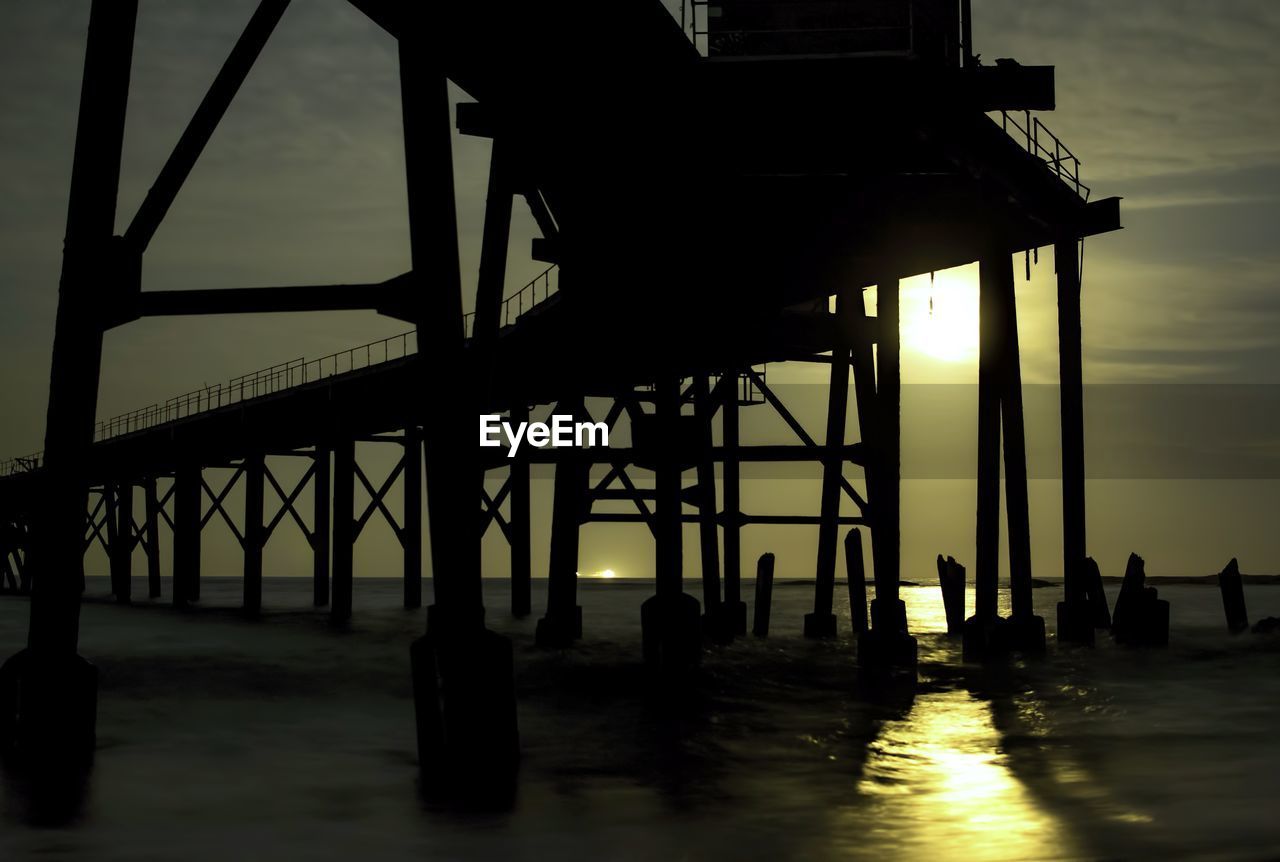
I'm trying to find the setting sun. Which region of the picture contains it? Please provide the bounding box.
[899,266,980,364]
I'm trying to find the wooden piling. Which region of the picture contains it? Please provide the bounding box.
[937,555,966,636]
[1217,557,1249,634]
[845,529,868,633]
[752,552,775,637]
[1083,556,1111,629]
[1112,552,1168,646]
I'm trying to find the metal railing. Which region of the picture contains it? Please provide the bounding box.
[0,453,42,478]
[91,328,421,443]
[462,265,559,339]
[996,110,1090,200]
[680,0,968,66]
[1,266,562,466]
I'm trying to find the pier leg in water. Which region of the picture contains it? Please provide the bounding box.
[173,462,201,607]
[1217,557,1249,634]
[508,405,532,619]
[144,477,161,599]
[694,376,725,641]
[537,400,586,647]
[857,276,917,678]
[1055,236,1095,645]
[111,482,133,604]
[996,249,1045,654]
[242,452,264,616]
[1,0,138,772]
[402,35,517,789]
[807,320,851,640]
[311,446,330,608]
[752,552,775,637]
[845,529,868,634]
[641,376,701,671]
[402,427,423,611]
[330,439,354,625]
[720,371,748,635]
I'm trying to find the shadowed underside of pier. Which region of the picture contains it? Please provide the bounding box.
[0,0,1121,793]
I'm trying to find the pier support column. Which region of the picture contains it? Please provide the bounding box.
[693,377,724,639]
[509,405,532,618]
[104,485,120,596]
[403,427,422,610]
[242,452,265,616]
[331,439,354,624]
[173,462,201,607]
[143,477,161,599]
[1055,237,1094,644]
[808,295,851,639]
[112,482,133,604]
[998,253,1046,653]
[312,447,330,607]
[641,376,702,671]
[964,251,1007,658]
[400,31,516,786]
[858,276,917,676]
[537,399,585,647]
[2,0,138,768]
[720,374,747,635]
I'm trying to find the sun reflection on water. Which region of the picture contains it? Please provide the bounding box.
[849,691,1073,861]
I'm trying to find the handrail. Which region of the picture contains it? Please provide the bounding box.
[997,110,1091,201]
[682,0,968,66]
[0,453,42,478]
[462,264,559,339]
[1,266,561,468]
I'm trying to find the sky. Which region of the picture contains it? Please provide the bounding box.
[1,1,1278,591]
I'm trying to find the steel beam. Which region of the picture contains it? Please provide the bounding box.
[125,0,292,252]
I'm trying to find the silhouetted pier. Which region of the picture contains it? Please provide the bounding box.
[1,0,1124,789]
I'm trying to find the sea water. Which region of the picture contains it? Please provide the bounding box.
[1,577,1277,860]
